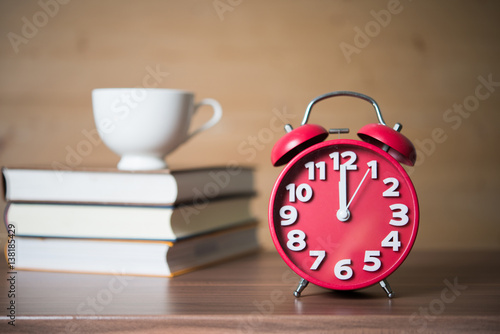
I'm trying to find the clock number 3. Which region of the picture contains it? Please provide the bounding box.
[389,204,409,226]
[280,205,298,226]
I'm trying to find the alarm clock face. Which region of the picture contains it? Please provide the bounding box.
[269,139,419,291]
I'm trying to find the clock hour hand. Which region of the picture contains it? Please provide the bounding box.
[337,164,350,222]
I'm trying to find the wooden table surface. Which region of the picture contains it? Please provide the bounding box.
[1,250,499,333]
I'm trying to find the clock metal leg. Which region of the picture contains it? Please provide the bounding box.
[380,279,394,298]
[293,278,309,297]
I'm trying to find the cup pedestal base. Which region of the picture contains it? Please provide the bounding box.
[117,155,168,171]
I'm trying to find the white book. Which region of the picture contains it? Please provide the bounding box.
[2,166,254,205]
[5,197,253,241]
[12,223,259,277]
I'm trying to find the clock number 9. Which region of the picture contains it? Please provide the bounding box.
[280,205,298,226]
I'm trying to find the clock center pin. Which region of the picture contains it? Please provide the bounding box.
[337,209,350,222]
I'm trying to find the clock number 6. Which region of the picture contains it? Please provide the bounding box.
[334,259,353,280]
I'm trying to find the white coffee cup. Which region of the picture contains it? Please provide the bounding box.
[92,88,223,170]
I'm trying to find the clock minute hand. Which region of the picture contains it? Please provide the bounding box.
[337,164,350,222]
[346,167,371,210]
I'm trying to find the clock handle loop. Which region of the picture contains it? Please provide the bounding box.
[300,90,417,166]
[271,90,417,166]
[301,91,386,126]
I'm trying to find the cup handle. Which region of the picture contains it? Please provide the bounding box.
[186,98,223,140]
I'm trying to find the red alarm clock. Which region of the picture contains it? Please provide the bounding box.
[268,91,419,298]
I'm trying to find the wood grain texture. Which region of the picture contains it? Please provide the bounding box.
[0,0,500,252]
[1,250,499,333]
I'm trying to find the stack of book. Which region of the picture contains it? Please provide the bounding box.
[2,166,258,277]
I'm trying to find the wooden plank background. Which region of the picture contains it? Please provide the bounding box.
[1,0,499,251]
